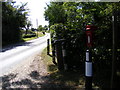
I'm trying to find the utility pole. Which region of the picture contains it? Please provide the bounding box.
[36,19,38,38]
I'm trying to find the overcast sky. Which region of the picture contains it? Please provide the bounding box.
[14,0,50,28]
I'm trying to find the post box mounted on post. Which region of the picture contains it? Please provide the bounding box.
[85,24,97,90]
[85,25,97,48]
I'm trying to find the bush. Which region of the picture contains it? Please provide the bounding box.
[23,33,36,38]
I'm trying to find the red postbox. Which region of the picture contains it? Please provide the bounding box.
[86,25,97,47]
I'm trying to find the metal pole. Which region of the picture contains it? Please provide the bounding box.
[85,49,92,90]
[111,10,117,89]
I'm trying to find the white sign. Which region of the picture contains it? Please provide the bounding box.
[85,62,92,77]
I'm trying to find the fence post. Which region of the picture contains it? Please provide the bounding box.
[55,40,64,71]
[52,40,57,65]
[47,39,50,55]
[62,41,68,71]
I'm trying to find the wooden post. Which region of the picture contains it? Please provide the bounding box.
[52,40,57,65]
[55,40,64,71]
[62,41,68,71]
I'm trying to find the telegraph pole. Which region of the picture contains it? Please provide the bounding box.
[36,19,38,38]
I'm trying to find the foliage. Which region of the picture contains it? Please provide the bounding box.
[37,25,48,32]
[44,2,120,88]
[2,2,28,46]
[45,2,119,64]
[38,25,43,31]
[23,32,44,41]
[44,25,48,32]
[24,20,32,35]
[44,2,67,26]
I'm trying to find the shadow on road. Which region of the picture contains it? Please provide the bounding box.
[2,41,32,52]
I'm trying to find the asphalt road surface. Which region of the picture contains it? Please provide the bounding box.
[0,33,50,76]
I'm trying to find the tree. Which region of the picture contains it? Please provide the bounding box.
[44,2,67,26]
[2,2,28,46]
[44,25,48,32]
[45,2,120,83]
[25,20,32,35]
[38,25,43,31]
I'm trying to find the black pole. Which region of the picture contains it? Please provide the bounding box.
[111,10,117,89]
[85,49,92,90]
[47,39,50,55]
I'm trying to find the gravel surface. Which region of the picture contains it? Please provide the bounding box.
[0,52,51,89]
[0,52,86,90]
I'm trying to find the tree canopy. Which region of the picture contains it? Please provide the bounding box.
[2,1,29,46]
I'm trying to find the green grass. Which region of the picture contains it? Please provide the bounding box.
[41,47,110,90]
[23,32,44,41]
[41,47,86,89]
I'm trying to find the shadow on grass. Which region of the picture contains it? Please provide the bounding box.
[1,69,85,90]
[44,64,86,89]
[1,65,113,90]
[92,63,120,90]
[47,63,120,90]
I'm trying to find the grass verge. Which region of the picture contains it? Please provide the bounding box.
[23,32,44,41]
[41,47,104,90]
[41,47,87,89]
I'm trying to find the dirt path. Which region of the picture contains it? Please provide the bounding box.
[0,52,51,89]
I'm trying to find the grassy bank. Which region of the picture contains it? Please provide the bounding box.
[41,47,120,90]
[41,47,89,89]
[41,47,113,89]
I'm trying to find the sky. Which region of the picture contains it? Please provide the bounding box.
[14,0,50,28]
[13,0,119,28]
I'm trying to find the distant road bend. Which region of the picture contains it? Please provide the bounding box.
[0,33,50,76]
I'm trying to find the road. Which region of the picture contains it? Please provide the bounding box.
[0,33,50,76]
